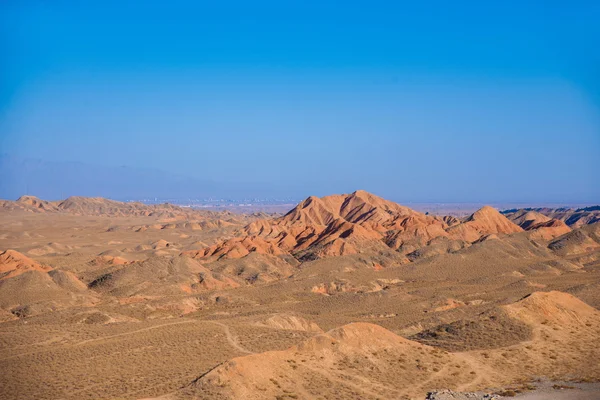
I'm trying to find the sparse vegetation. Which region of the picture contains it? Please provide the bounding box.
[1,195,600,399]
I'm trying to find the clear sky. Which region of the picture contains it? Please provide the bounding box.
[1,0,599,202]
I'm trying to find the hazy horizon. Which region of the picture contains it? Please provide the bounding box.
[1,1,599,203]
[4,4,600,400]
[2,154,600,209]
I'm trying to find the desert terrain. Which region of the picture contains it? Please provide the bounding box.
[1,192,600,399]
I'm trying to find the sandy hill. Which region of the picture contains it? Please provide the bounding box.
[161,291,600,400]
[485,291,600,384]
[501,209,571,240]
[503,206,600,228]
[525,218,571,240]
[0,268,93,317]
[548,223,600,256]
[177,322,478,400]
[416,291,600,390]
[87,256,241,298]
[16,195,60,211]
[0,195,236,221]
[446,206,523,242]
[504,290,598,324]
[56,196,225,219]
[203,252,298,285]
[508,210,551,229]
[0,196,58,213]
[0,249,53,280]
[184,236,285,260]
[583,221,600,242]
[81,255,252,315]
[255,314,323,332]
[395,231,576,282]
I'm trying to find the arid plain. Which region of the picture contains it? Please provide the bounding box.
[1,192,599,399]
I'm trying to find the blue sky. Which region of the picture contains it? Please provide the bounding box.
[1,1,599,202]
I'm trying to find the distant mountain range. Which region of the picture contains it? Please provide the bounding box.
[0,155,280,200]
[502,206,600,228]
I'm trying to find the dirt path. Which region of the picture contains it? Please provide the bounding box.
[299,363,392,399]
[205,321,254,354]
[417,363,452,391]
[0,320,196,361]
[452,352,500,392]
[0,318,251,363]
[73,320,195,346]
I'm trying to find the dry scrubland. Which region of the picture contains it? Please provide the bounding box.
[1,193,599,399]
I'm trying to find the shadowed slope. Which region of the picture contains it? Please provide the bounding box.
[503,206,600,228]
[447,206,523,242]
[548,225,600,256]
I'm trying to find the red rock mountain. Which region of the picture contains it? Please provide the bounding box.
[186,191,526,263]
[525,219,571,240]
[510,210,551,229]
[446,205,523,242]
[0,250,53,280]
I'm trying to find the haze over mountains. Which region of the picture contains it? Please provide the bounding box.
[3,155,599,205]
[0,155,296,200]
[1,190,600,399]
